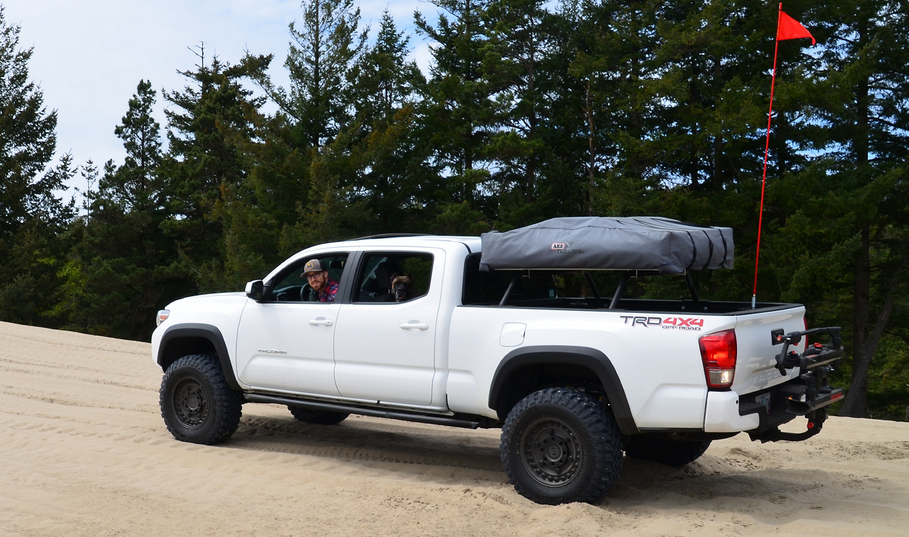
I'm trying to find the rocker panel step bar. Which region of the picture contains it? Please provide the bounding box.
[244,393,482,429]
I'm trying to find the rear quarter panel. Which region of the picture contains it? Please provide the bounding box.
[447,304,806,430]
[448,307,734,428]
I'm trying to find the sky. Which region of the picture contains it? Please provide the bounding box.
[3,0,437,201]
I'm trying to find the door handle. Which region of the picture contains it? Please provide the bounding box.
[308,318,333,327]
[399,321,429,331]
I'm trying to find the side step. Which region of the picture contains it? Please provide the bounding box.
[245,393,482,429]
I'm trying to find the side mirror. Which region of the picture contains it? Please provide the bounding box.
[245,280,264,301]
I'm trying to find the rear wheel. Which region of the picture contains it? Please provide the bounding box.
[160,354,243,444]
[288,406,349,425]
[623,436,711,467]
[501,388,623,505]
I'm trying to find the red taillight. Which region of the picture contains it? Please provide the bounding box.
[699,329,737,389]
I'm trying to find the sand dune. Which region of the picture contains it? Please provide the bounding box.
[1,320,907,536]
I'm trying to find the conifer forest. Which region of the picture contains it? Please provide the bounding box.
[1,1,907,419]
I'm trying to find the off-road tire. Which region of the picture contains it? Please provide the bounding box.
[623,436,711,467]
[288,406,349,425]
[501,387,623,505]
[160,354,243,445]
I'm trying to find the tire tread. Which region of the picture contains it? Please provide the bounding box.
[501,387,622,504]
[159,354,243,445]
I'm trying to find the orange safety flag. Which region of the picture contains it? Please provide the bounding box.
[753,5,815,307]
[778,11,816,45]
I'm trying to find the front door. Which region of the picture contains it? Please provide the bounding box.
[235,254,348,396]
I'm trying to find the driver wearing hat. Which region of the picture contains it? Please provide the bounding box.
[302,259,338,303]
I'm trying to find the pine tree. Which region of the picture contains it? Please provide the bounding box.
[0,6,75,324]
[161,47,266,292]
[483,0,550,209]
[563,0,664,217]
[415,0,496,211]
[343,10,435,231]
[244,0,367,149]
[59,80,183,339]
[109,79,162,210]
[770,0,909,418]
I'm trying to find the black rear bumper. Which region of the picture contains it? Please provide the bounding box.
[739,327,845,443]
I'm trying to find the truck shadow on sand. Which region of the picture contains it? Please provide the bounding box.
[228,413,506,477]
[217,412,879,511]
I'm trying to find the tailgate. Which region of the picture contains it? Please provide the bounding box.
[732,306,807,395]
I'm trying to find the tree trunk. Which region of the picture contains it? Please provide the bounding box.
[840,227,898,417]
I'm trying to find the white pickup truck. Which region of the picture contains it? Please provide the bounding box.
[152,217,844,505]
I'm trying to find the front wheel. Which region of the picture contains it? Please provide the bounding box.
[501,388,623,505]
[160,354,243,444]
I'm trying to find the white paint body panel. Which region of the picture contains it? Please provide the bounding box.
[235,301,341,395]
[333,248,447,406]
[704,391,761,432]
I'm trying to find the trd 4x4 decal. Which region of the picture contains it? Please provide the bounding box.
[619,316,704,331]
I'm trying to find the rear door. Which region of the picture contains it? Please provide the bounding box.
[333,249,442,405]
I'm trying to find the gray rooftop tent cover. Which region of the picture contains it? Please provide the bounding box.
[479,217,734,274]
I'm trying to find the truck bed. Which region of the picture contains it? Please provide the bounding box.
[469,296,796,314]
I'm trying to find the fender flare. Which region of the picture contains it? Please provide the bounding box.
[156,323,242,392]
[488,345,638,435]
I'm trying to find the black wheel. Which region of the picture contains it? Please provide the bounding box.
[623,436,711,467]
[160,354,243,445]
[501,388,623,505]
[288,406,349,425]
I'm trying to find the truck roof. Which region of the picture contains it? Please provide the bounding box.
[311,235,483,252]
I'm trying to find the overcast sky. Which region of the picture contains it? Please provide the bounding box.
[3,0,436,200]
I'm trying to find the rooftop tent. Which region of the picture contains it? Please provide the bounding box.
[479,217,734,274]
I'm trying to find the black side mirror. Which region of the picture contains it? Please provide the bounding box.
[245,280,264,301]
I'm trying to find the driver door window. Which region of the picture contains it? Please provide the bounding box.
[271,254,347,303]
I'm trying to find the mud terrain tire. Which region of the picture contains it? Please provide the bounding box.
[501,388,623,505]
[160,354,243,445]
[288,406,349,425]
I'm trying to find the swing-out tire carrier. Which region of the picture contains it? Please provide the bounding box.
[741,327,845,443]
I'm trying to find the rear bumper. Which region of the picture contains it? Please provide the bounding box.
[704,391,760,432]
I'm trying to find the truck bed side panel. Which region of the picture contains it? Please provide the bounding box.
[447,307,716,428]
[448,304,806,430]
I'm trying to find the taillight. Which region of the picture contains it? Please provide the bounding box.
[699,329,737,389]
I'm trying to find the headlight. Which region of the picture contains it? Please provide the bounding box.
[156,310,170,327]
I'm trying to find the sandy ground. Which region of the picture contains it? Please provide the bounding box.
[1,321,907,536]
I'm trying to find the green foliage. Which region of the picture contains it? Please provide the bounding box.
[0,7,75,325]
[415,0,497,207]
[161,47,268,294]
[762,1,909,417]
[5,1,907,419]
[267,0,369,148]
